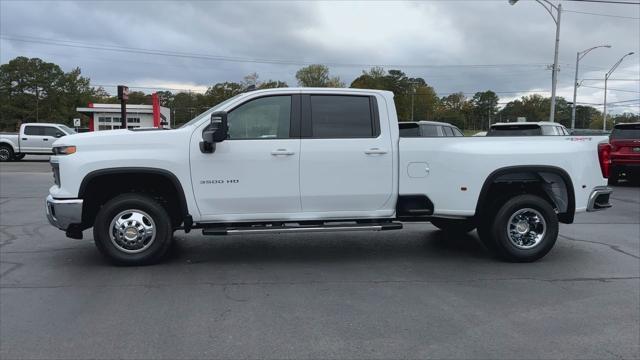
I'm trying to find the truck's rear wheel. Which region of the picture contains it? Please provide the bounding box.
[93,194,173,265]
[430,218,476,233]
[0,145,13,162]
[482,194,558,262]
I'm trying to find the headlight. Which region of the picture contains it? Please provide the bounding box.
[52,146,76,155]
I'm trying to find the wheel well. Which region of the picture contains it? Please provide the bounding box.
[476,166,575,224]
[79,169,189,229]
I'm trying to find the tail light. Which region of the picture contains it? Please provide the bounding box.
[598,143,611,178]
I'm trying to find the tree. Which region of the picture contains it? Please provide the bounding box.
[470,91,499,130]
[351,67,438,121]
[295,64,344,87]
[435,92,472,129]
[0,56,101,130]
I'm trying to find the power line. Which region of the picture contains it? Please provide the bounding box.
[564,9,640,19]
[0,35,552,69]
[565,0,640,5]
[582,78,640,81]
[581,85,640,93]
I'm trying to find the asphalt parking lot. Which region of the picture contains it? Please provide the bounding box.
[1,157,639,359]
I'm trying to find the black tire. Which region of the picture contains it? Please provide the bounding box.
[12,153,25,161]
[483,194,559,262]
[430,218,476,233]
[93,193,173,265]
[0,145,14,162]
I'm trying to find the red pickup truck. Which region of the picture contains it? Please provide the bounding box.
[609,122,640,184]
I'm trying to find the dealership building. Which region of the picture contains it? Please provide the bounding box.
[76,93,170,131]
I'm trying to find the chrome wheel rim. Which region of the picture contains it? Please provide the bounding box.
[0,148,10,161]
[109,209,156,254]
[507,208,546,249]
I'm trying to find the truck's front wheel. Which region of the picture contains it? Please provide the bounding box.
[93,194,173,265]
[481,194,558,262]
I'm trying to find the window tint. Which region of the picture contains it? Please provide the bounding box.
[487,125,542,136]
[541,125,557,135]
[421,125,439,136]
[310,95,375,138]
[42,127,61,137]
[24,126,42,135]
[611,124,640,139]
[452,127,464,136]
[442,126,455,137]
[228,96,291,139]
[399,123,420,137]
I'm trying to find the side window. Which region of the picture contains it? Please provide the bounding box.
[541,126,556,135]
[42,127,60,137]
[310,95,376,138]
[452,127,464,136]
[442,126,455,137]
[558,126,568,135]
[24,126,43,136]
[227,96,291,139]
[421,125,439,137]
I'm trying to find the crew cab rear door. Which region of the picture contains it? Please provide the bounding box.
[298,93,394,215]
[190,94,302,219]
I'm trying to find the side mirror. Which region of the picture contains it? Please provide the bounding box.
[200,111,228,153]
[55,132,63,138]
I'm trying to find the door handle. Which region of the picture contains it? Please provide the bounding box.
[271,149,295,156]
[43,138,49,141]
[21,138,27,140]
[364,148,387,155]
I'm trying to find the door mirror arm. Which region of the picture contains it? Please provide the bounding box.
[200,111,228,153]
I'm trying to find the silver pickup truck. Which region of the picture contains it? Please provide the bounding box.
[0,123,76,161]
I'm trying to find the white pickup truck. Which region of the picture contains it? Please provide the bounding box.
[45,88,613,265]
[0,123,76,161]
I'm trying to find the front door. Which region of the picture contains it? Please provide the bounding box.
[190,94,301,221]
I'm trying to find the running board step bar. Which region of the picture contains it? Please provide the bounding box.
[202,222,403,236]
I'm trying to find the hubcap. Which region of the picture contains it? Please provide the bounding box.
[0,149,9,161]
[109,209,156,254]
[507,208,546,249]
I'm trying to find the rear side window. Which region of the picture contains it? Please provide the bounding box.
[310,95,377,138]
[443,126,455,137]
[24,126,43,135]
[611,124,640,139]
[541,126,557,135]
[421,125,439,136]
[452,127,464,136]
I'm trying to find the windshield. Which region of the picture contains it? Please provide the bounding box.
[611,124,640,140]
[487,125,541,136]
[58,125,76,134]
[179,94,244,128]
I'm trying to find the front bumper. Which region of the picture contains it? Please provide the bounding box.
[45,195,83,230]
[587,186,613,212]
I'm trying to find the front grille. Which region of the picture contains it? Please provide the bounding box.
[51,162,60,186]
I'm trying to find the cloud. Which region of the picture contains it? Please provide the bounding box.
[1,0,638,113]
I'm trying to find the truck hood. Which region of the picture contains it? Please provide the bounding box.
[52,128,185,149]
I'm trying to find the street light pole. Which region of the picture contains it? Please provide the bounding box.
[603,52,635,131]
[571,45,611,130]
[509,0,562,122]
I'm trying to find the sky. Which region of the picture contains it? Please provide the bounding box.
[1,0,639,114]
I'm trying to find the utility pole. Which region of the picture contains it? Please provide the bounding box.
[509,0,562,122]
[411,88,415,121]
[603,52,635,131]
[571,45,611,130]
[117,85,129,129]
